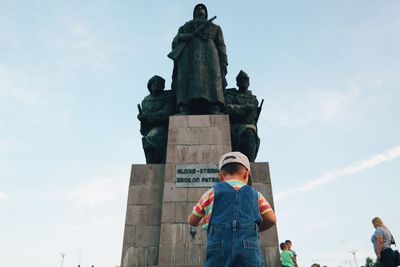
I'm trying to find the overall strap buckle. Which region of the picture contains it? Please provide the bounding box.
[232,220,237,232]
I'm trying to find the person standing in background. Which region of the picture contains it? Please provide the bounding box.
[371,217,394,267]
[285,240,299,267]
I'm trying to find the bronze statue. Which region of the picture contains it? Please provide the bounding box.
[137,75,175,164]
[225,70,262,162]
[169,3,228,115]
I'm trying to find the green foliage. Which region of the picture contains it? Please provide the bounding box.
[365,257,380,267]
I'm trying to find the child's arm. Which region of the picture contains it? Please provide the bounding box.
[259,210,276,232]
[188,214,202,226]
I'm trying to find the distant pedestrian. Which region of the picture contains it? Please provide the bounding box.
[371,217,395,267]
[188,151,277,267]
[285,240,299,267]
[280,242,296,267]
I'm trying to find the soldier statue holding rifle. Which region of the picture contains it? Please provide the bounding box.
[137,75,175,164]
[169,3,228,115]
[225,70,263,162]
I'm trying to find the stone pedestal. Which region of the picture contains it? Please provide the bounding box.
[121,115,280,267]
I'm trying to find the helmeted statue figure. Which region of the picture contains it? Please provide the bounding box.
[169,3,228,115]
[137,75,175,164]
[225,70,261,162]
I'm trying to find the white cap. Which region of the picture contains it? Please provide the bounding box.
[218,151,252,185]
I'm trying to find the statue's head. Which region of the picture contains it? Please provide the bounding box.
[236,70,250,90]
[147,75,165,94]
[193,3,208,20]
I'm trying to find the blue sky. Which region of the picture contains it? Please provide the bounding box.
[1,1,399,267]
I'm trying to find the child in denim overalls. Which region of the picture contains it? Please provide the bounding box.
[188,151,277,267]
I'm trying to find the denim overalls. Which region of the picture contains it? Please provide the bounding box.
[205,181,265,267]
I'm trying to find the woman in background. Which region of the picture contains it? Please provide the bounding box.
[371,217,394,267]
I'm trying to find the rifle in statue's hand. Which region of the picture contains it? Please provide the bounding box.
[137,104,142,115]
[256,99,264,123]
[167,16,217,61]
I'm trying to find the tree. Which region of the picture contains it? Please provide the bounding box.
[365,257,380,267]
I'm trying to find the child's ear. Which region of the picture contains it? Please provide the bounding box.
[218,173,224,182]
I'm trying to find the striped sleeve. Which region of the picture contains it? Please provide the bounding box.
[192,188,214,218]
[257,191,272,215]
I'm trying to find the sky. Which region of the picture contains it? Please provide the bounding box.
[0,1,399,267]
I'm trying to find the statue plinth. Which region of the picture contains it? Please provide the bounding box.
[121,115,280,267]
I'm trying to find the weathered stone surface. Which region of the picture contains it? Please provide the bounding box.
[158,244,174,265]
[187,188,208,202]
[135,226,160,247]
[161,202,175,223]
[175,202,189,223]
[121,226,136,257]
[250,162,271,184]
[168,115,188,129]
[163,163,176,183]
[187,243,205,266]
[131,164,165,185]
[159,223,190,244]
[147,205,162,225]
[128,184,162,205]
[126,205,148,226]
[262,246,281,267]
[147,247,159,266]
[187,115,211,128]
[262,225,279,247]
[210,115,229,127]
[163,183,187,202]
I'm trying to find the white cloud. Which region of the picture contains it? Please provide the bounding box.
[58,215,116,231]
[0,191,8,201]
[0,66,42,105]
[276,146,400,200]
[263,85,359,128]
[67,178,126,209]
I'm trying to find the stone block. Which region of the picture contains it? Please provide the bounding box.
[147,247,159,266]
[131,164,165,185]
[163,183,187,202]
[167,128,200,145]
[187,115,211,128]
[187,243,205,266]
[148,204,162,225]
[159,223,190,244]
[198,127,231,145]
[253,183,269,198]
[164,163,176,183]
[173,244,187,265]
[186,144,231,163]
[261,246,281,267]
[158,243,174,264]
[134,226,160,247]
[128,184,162,205]
[126,205,147,226]
[161,202,175,223]
[169,115,188,129]
[250,162,271,184]
[188,188,208,202]
[132,247,146,267]
[262,225,279,246]
[175,202,189,223]
[121,247,134,267]
[210,115,230,127]
[166,145,190,163]
[122,226,136,248]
